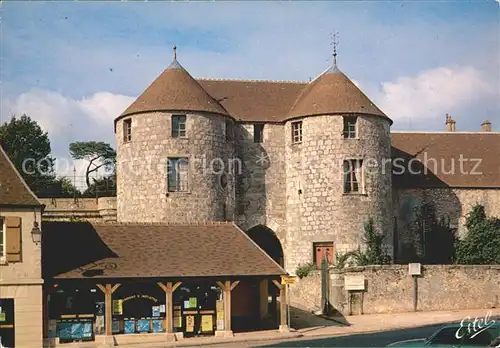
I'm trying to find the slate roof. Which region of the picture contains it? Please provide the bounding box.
[0,145,42,206]
[42,221,286,280]
[119,59,229,119]
[391,132,500,188]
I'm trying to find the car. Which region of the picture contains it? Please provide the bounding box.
[387,322,500,347]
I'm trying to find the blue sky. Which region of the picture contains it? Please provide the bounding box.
[1,1,499,179]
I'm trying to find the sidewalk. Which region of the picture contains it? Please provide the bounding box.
[298,308,500,339]
[70,308,500,347]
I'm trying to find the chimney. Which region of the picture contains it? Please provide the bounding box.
[481,120,492,132]
[445,113,456,132]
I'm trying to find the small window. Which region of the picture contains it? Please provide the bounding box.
[123,119,132,142]
[225,120,233,142]
[167,157,189,192]
[291,121,302,144]
[254,124,264,143]
[313,242,334,267]
[172,115,187,138]
[343,116,357,139]
[0,218,4,261]
[343,159,364,193]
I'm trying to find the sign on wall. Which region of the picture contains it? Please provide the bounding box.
[344,274,365,291]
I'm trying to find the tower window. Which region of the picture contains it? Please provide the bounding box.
[291,121,302,144]
[343,159,364,193]
[172,115,187,138]
[167,157,189,192]
[343,116,357,139]
[254,124,264,143]
[123,119,132,142]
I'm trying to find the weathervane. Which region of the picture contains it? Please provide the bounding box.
[173,45,177,60]
[330,32,339,68]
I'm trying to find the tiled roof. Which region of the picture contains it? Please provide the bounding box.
[42,221,286,279]
[391,132,500,188]
[119,59,229,119]
[198,79,307,122]
[116,60,390,123]
[287,69,391,123]
[0,145,41,206]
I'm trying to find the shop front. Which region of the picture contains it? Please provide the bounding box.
[42,221,288,346]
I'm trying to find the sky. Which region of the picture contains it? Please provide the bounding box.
[1,1,499,182]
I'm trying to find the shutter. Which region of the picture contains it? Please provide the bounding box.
[5,216,22,262]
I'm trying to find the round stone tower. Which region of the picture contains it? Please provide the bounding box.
[283,62,393,271]
[115,49,235,223]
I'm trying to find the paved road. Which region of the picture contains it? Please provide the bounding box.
[213,323,445,347]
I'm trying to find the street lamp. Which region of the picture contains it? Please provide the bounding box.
[31,221,41,245]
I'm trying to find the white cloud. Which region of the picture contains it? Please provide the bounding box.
[376,66,497,129]
[1,89,134,184]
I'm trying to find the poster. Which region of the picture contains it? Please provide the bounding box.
[95,316,105,335]
[0,313,5,322]
[152,306,160,317]
[216,300,224,330]
[124,320,135,334]
[112,300,123,315]
[185,315,195,333]
[137,319,150,333]
[183,300,190,309]
[152,319,164,333]
[95,302,105,315]
[173,311,182,328]
[188,297,197,308]
[201,315,213,332]
[112,320,120,333]
[159,304,166,313]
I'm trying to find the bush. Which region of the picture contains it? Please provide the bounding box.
[455,205,500,264]
[295,262,316,278]
[352,218,391,266]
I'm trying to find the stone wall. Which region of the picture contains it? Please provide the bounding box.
[234,123,287,244]
[289,265,500,316]
[40,197,117,223]
[284,115,393,272]
[394,188,500,260]
[116,111,235,223]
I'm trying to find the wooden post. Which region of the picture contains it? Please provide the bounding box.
[96,283,120,337]
[157,281,182,336]
[272,280,289,332]
[216,280,239,337]
[259,279,269,320]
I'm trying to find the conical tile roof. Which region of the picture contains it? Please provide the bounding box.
[120,58,229,118]
[286,65,391,123]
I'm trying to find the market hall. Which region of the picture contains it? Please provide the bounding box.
[41,221,288,346]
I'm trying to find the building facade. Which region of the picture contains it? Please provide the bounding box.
[112,49,499,274]
[0,146,44,348]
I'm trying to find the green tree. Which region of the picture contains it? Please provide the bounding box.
[69,141,116,189]
[351,218,391,265]
[0,114,55,192]
[455,205,500,264]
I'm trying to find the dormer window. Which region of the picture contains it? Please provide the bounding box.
[172,115,187,138]
[123,119,132,142]
[343,116,357,139]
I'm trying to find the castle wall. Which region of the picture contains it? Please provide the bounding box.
[284,115,393,272]
[393,187,500,255]
[234,123,287,243]
[116,112,235,223]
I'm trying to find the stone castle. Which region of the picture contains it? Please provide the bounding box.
[45,48,500,273]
